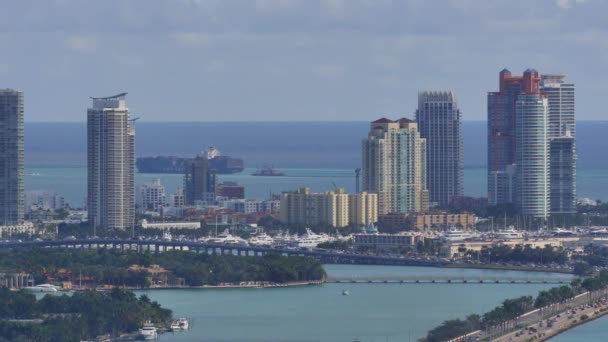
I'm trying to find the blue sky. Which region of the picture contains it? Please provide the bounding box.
[1,0,604,121]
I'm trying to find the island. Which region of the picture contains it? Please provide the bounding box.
[0,287,171,342]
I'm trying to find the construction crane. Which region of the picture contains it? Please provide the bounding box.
[331,181,338,191]
[355,168,361,193]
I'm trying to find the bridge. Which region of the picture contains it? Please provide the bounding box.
[325,275,573,285]
[0,238,446,267]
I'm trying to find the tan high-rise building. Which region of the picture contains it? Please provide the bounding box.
[362,118,429,215]
[279,188,349,227]
[348,192,378,226]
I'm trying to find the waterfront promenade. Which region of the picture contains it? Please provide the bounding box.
[461,287,608,342]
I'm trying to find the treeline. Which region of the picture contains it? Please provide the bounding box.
[467,245,568,265]
[423,270,608,342]
[0,248,326,287]
[150,251,325,285]
[0,287,171,342]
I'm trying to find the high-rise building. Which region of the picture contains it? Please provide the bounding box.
[549,135,575,214]
[488,69,575,218]
[515,93,550,218]
[348,192,378,226]
[184,155,216,205]
[542,75,576,214]
[0,89,24,225]
[87,93,135,230]
[137,179,166,212]
[362,118,428,215]
[487,69,540,205]
[279,188,349,227]
[416,91,463,207]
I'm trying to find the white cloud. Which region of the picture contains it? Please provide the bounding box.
[65,35,96,53]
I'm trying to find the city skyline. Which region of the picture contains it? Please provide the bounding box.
[1,1,606,122]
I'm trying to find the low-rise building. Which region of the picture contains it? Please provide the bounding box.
[353,232,425,250]
[216,182,245,199]
[409,212,476,230]
[0,222,36,238]
[137,179,166,212]
[140,219,200,230]
[0,272,34,289]
[440,237,578,258]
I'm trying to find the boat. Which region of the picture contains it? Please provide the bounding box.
[170,321,180,331]
[139,321,158,340]
[494,228,524,240]
[206,230,249,246]
[162,232,172,241]
[170,317,190,331]
[248,233,275,247]
[589,227,608,236]
[136,149,244,175]
[441,228,476,242]
[292,228,332,249]
[252,166,285,177]
[342,290,350,296]
[552,228,578,237]
[23,284,58,293]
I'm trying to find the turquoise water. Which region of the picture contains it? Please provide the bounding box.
[25,166,605,207]
[135,265,571,342]
[550,315,608,341]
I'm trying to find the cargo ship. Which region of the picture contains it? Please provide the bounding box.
[252,166,285,177]
[136,147,244,174]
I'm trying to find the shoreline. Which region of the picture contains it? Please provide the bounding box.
[544,309,608,341]
[67,280,324,292]
[446,263,573,274]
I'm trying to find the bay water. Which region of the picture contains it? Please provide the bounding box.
[135,265,572,342]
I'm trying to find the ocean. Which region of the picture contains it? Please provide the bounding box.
[24,121,608,206]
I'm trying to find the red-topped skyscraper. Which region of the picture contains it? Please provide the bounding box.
[488,69,551,219]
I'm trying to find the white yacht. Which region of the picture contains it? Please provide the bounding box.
[139,321,158,340]
[272,231,296,248]
[589,227,608,236]
[441,228,475,242]
[494,228,524,240]
[248,233,274,247]
[162,232,172,241]
[170,317,190,331]
[206,230,248,246]
[552,228,578,237]
[23,284,58,293]
[293,228,331,249]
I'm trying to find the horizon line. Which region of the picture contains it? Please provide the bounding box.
[22,119,608,124]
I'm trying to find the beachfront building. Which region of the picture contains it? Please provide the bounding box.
[542,74,576,214]
[0,89,24,225]
[416,91,463,207]
[87,93,135,230]
[515,92,550,218]
[362,118,428,215]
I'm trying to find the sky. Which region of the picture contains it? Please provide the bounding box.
[1,0,605,122]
